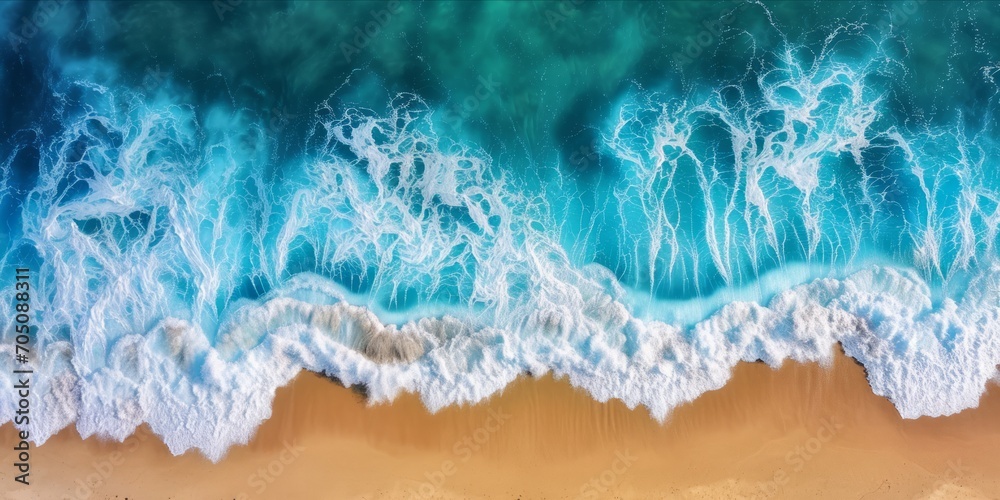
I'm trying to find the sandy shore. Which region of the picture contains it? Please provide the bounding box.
[3,348,1000,499]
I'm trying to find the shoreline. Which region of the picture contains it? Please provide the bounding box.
[3,348,1000,499]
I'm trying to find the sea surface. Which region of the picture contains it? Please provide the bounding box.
[2,0,1000,460]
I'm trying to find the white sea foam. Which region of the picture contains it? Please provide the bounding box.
[4,261,999,461]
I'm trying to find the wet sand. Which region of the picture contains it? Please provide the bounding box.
[3,348,1000,499]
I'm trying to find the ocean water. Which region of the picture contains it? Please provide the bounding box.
[1,0,999,460]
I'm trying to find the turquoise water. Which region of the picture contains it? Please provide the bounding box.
[2,0,1000,459]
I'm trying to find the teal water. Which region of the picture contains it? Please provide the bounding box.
[2,0,1000,459]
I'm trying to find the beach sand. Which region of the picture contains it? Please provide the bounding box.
[4,347,1000,499]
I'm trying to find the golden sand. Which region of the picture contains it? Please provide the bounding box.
[4,348,1000,499]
